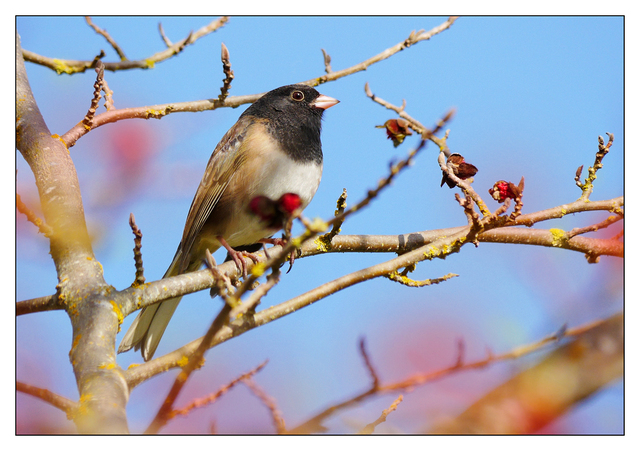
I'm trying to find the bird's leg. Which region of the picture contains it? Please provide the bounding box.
[218,236,260,276]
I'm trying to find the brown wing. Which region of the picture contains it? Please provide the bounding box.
[176,115,259,272]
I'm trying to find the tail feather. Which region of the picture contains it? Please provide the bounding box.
[118,249,189,361]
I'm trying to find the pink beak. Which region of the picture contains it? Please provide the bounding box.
[313,94,339,110]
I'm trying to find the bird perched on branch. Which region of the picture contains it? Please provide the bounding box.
[119,84,339,361]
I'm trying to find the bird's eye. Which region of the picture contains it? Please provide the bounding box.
[291,90,304,101]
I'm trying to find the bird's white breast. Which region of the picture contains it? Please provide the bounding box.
[254,151,322,205]
[223,137,323,246]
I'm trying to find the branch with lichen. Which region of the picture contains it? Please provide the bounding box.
[118,183,622,387]
[22,17,229,74]
[16,192,623,321]
[56,17,458,148]
[386,271,459,287]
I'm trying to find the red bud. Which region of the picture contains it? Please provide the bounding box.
[489,180,521,202]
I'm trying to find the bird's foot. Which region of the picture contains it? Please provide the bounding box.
[218,237,260,277]
[259,237,296,273]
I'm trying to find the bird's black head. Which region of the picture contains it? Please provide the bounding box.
[242,84,338,163]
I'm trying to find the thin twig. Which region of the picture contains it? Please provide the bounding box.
[565,214,622,240]
[228,264,281,320]
[315,188,348,251]
[158,22,172,47]
[218,42,234,102]
[437,150,491,216]
[16,294,63,315]
[365,82,429,137]
[242,378,287,434]
[81,60,105,130]
[321,48,332,73]
[170,360,268,419]
[16,193,53,237]
[577,133,614,200]
[358,395,403,434]
[17,381,78,417]
[359,338,380,389]
[455,192,482,228]
[85,16,127,61]
[386,271,458,287]
[304,17,458,87]
[129,213,145,286]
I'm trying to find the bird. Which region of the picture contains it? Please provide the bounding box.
[118,84,339,361]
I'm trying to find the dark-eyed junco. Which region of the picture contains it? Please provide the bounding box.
[118,84,338,361]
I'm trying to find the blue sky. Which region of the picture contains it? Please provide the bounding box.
[16,16,623,434]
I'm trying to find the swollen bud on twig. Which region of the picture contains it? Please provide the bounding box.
[489,180,522,203]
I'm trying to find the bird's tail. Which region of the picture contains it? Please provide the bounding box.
[118,249,191,361]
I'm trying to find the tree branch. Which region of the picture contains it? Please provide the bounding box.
[21,17,229,74]
[430,313,623,433]
[17,381,78,416]
[17,31,128,433]
[58,17,458,148]
[17,193,623,319]
[305,17,458,87]
[290,313,620,433]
